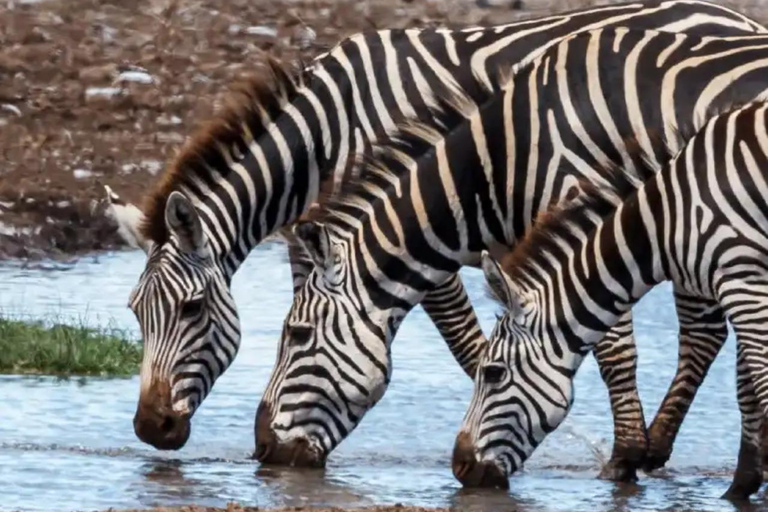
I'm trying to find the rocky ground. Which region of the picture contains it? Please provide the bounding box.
[1,0,766,259]
[105,507,446,512]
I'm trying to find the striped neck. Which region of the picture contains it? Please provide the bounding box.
[509,180,669,372]
[192,101,325,277]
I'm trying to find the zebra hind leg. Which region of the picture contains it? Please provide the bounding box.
[643,291,727,472]
[717,279,768,499]
[722,343,762,500]
[421,273,487,378]
[594,312,648,482]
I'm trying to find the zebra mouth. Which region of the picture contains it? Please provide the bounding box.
[291,438,324,467]
[254,439,273,462]
[254,432,325,467]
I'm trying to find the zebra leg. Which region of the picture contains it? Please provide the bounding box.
[722,344,762,500]
[644,291,728,472]
[594,312,648,483]
[421,273,487,378]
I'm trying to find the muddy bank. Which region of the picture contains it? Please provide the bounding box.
[1,0,766,259]
[102,507,447,512]
[0,0,530,259]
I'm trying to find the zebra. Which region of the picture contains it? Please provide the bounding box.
[260,26,768,480]
[109,1,766,455]
[463,101,768,500]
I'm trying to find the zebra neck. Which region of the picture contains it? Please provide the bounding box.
[188,90,332,278]
[522,185,667,364]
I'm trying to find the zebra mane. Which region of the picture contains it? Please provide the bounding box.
[493,182,619,292]
[140,58,309,246]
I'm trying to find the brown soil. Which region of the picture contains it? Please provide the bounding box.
[103,507,446,512]
[0,0,766,260]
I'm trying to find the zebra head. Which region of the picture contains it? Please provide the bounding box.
[452,251,575,488]
[112,189,240,450]
[255,221,397,467]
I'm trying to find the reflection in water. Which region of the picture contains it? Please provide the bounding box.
[448,487,537,512]
[255,465,372,508]
[0,246,764,512]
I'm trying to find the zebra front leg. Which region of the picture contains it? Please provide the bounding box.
[421,273,487,378]
[594,312,648,483]
[644,291,728,472]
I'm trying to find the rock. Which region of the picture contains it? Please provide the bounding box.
[157,132,184,144]
[0,104,22,117]
[245,26,278,38]
[73,169,93,180]
[141,160,163,175]
[84,87,123,105]
[156,114,182,126]
[115,70,154,85]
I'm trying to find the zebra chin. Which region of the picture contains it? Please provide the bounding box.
[252,402,326,468]
[133,379,192,450]
[451,431,509,489]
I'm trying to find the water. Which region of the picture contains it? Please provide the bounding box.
[0,242,761,512]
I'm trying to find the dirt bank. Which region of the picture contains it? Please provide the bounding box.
[104,507,446,512]
[0,0,529,259]
[1,0,766,259]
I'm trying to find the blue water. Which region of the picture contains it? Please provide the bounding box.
[0,242,758,512]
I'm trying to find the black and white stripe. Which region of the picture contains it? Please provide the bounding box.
[260,26,768,478]
[468,101,768,500]
[118,1,765,452]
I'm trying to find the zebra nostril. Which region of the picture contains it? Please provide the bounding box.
[160,415,175,433]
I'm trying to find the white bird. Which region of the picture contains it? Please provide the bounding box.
[104,185,150,251]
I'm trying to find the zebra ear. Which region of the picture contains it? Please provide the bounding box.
[104,185,153,253]
[481,250,524,317]
[292,221,331,269]
[165,191,208,257]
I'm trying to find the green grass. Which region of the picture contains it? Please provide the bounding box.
[0,316,142,377]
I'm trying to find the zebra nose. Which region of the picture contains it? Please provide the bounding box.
[452,431,509,489]
[133,406,190,450]
[254,401,276,462]
[133,385,191,450]
[253,401,325,467]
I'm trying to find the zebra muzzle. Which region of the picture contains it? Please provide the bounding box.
[253,402,325,467]
[452,431,509,489]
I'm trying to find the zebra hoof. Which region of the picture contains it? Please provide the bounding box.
[598,460,638,483]
[641,452,670,473]
[721,481,760,502]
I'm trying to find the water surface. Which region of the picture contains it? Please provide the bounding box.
[0,243,760,512]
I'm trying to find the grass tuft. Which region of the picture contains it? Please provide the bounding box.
[0,316,142,377]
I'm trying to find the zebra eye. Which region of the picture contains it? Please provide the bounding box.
[483,364,506,385]
[287,323,313,345]
[181,298,204,318]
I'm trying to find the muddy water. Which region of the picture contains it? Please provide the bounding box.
[0,243,759,512]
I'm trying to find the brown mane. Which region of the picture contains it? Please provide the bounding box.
[140,58,307,245]
[495,181,619,287]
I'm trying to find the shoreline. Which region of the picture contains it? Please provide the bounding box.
[90,507,449,512]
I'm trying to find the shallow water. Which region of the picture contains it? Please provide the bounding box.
[0,243,761,512]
